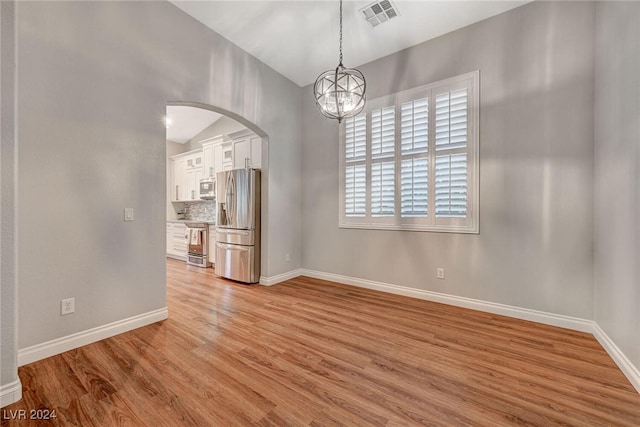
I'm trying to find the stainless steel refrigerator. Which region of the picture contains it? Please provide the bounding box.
[215,168,261,283]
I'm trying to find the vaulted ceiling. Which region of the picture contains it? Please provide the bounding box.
[170,0,530,87]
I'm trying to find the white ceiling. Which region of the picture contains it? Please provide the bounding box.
[170,0,530,87]
[166,106,222,143]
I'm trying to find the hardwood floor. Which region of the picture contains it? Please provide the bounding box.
[3,258,639,426]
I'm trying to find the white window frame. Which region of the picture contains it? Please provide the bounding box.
[339,71,479,234]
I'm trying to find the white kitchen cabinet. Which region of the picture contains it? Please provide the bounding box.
[229,129,261,169]
[233,139,249,169]
[249,135,262,169]
[208,224,216,265]
[201,135,229,179]
[222,143,233,171]
[170,158,187,202]
[167,222,188,260]
[185,167,203,201]
[186,152,203,169]
[169,149,205,202]
[202,143,215,178]
[213,144,224,176]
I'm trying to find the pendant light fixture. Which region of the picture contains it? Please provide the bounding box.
[313,0,366,123]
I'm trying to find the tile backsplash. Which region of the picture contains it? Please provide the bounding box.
[184,201,216,221]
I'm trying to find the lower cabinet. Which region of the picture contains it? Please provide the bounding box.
[166,222,187,260]
[208,225,216,265]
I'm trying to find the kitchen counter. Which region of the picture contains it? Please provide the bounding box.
[168,219,216,225]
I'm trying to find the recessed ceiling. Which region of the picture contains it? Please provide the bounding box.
[169,0,531,87]
[166,106,222,143]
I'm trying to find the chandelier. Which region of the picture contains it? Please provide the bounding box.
[313,0,366,123]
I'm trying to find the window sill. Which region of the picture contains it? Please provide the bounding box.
[338,222,479,234]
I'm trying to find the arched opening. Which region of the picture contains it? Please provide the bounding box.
[164,101,269,283]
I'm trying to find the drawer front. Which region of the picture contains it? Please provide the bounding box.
[216,228,254,246]
[172,224,187,240]
[215,242,257,283]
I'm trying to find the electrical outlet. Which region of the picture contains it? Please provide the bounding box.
[61,298,75,315]
[436,268,445,279]
[124,208,134,221]
[285,253,290,262]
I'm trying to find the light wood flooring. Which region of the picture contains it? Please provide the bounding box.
[2,258,640,426]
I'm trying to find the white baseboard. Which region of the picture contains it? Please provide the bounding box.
[18,307,168,367]
[300,269,594,333]
[0,379,22,408]
[260,269,303,286]
[592,323,640,394]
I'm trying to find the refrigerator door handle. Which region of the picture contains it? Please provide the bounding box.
[226,172,235,225]
[231,173,237,225]
[219,229,250,236]
[216,242,250,252]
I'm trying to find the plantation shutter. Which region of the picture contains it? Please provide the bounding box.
[339,71,477,232]
[401,98,428,153]
[344,115,367,217]
[434,153,467,217]
[434,88,468,219]
[435,89,467,151]
[371,106,395,217]
[371,161,395,216]
[345,164,366,216]
[345,115,367,160]
[401,157,428,216]
[400,98,429,218]
[371,106,395,157]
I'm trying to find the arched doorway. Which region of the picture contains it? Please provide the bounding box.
[164,101,269,282]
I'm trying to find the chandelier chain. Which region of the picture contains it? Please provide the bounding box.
[312,0,366,123]
[339,0,343,65]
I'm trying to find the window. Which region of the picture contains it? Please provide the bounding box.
[339,71,479,233]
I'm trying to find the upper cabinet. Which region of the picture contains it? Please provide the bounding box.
[200,134,231,181]
[170,149,205,202]
[200,135,225,179]
[202,143,215,178]
[170,158,187,202]
[229,129,262,170]
[169,130,262,204]
[186,152,203,169]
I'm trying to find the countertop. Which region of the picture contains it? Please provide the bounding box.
[168,220,216,225]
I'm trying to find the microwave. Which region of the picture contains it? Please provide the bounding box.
[199,178,216,200]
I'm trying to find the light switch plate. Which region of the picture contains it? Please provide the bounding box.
[124,208,134,221]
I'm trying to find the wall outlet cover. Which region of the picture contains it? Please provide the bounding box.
[61,298,75,315]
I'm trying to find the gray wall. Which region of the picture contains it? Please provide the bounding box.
[184,115,247,152]
[302,1,595,319]
[594,1,640,371]
[1,0,19,400]
[15,0,302,352]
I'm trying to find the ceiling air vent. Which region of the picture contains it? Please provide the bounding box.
[360,0,400,28]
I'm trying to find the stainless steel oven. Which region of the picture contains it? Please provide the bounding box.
[185,222,211,268]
